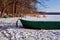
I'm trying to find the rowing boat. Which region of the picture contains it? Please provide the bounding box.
[19,15,60,29]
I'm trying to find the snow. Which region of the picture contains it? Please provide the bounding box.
[0,29,60,40]
[0,16,60,40]
[0,17,23,29]
[1,15,60,29]
[22,15,60,21]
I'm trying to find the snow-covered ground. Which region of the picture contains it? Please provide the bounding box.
[0,17,23,29]
[0,29,60,40]
[0,15,60,40]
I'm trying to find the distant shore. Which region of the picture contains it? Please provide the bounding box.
[40,12,60,15]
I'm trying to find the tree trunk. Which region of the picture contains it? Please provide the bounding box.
[13,3,15,17]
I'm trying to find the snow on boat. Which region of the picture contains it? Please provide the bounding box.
[20,15,60,29]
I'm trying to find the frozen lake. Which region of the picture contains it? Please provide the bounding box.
[22,15,60,21]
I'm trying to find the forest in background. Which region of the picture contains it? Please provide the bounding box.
[0,0,48,17]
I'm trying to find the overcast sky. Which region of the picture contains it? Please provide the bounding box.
[37,0,60,12]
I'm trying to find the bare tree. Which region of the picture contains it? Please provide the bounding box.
[0,0,48,17]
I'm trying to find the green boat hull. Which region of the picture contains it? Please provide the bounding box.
[20,19,60,29]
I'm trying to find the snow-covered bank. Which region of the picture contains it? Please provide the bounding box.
[0,17,23,29]
[0,29,60,40]
[0,17,20,23]
[0,16,60,40]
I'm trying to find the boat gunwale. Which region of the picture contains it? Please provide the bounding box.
[20,19,60,22]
